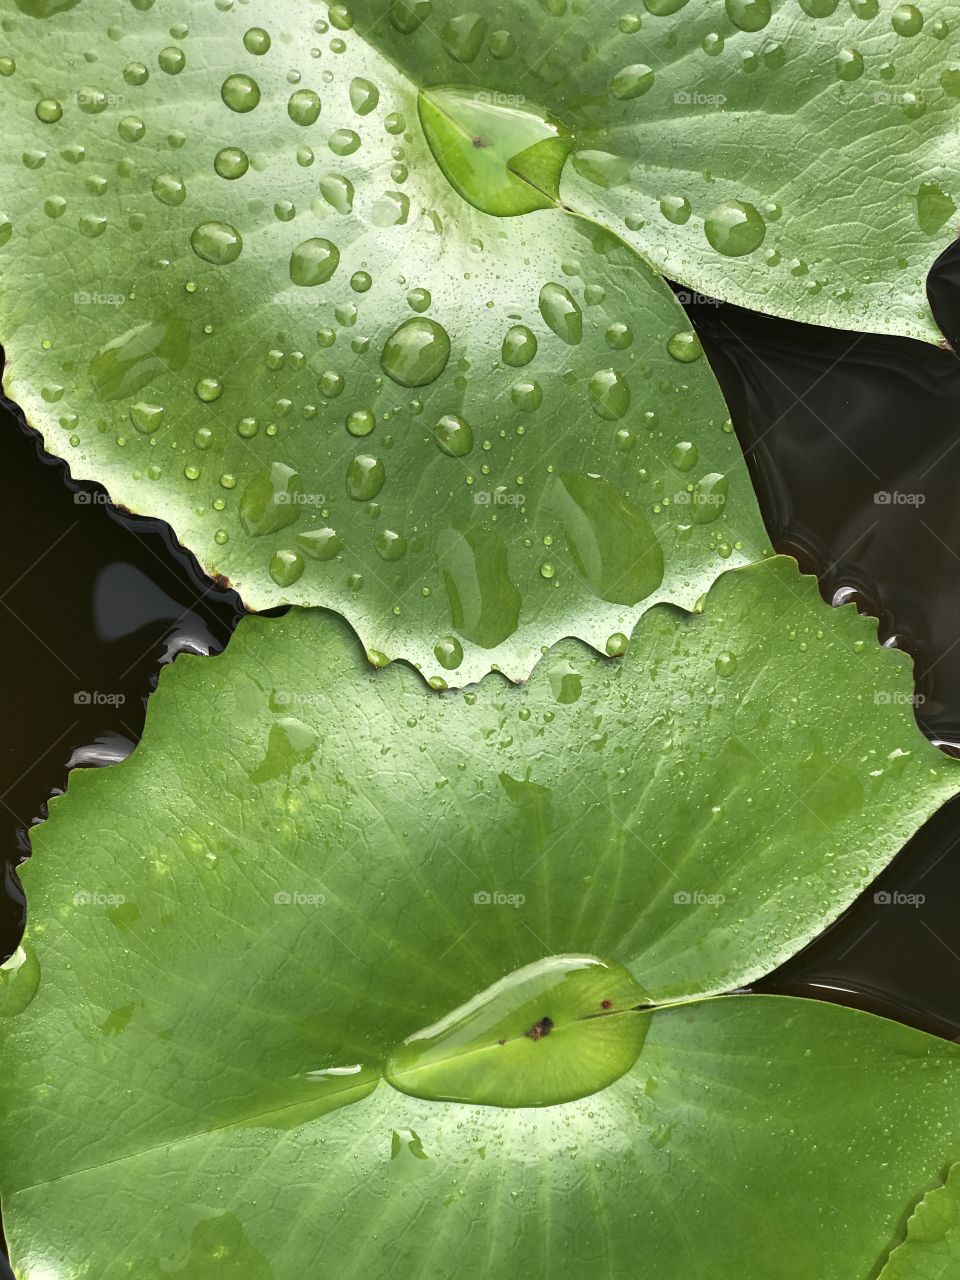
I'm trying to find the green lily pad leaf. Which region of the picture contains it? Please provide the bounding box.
[0,2,767,683]
[879,1163,960,1279]
[3,557,959,1276]
[357,0,960,344]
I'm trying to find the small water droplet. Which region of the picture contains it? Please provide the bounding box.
[290,238,340,286]
[221,73,261,113]
[435,414,473,457]
[346,453,386,501]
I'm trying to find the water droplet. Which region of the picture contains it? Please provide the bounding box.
[152,173,186,206]
[380,317,451,387]
[346,454,385,501]
[375,528,407,561]
[346,408,376,437]
[221,73,261,113]
[385,955,649,1108]
[511,380,542,411]
[298,527,342,560]
[442,12,487,63]
[434,413,473,457]
[434,636,464,670]
[0,946,41,1017]
[606,322,633,350]
[289,89,321,126]
[407,287,432,312]
[268,550,304,588]
[191,221,243,265]
[502,325,538,367]
[118,116,145,142]
[239,463,303,536]
[891,3,923,35]
[329,128,361,156]
[215,147,249,179]
[350,270,372,292]
[243,26,272,55]
[610,63,654,98]
[130,402,164,434]
[36,98,63,124]
[724,0,770,31]
[158,46,186,75]
[835,48,864,81]
[589,368,630,420]
[539,282,583,345]
[290,238,340,286]
[606,632,629,657]
[660,195,691,225]
[77,87,108,114]
[350,76,379,115]
[691,472,728,523]
[672,441,699,472]
[667,330,702,362]
[715,651,737,676]
[704,201,766,256]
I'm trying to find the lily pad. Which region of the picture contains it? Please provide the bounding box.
[358,0,960,344]
[879,1163,960,1279]
[1,557,957,1276]
[0,0,767,682]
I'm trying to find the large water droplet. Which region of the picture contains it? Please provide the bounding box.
[435,413,473,456]
[502,325,538,367]
[190,222,243,265]
[539,282,583,345]
[239,463,303,536]
[380,317,451,387]
[385,955,649,1107]
[350,76,380,115]
[552,472,663,604]
[0,945,41,1017]
[221,74,261,113]
[589,368,631,420]
[704,201,766,256]
[610,64,654,99]
[724,0,771,31]
[346,454,386,501]
[290,238,340,286]
[288,89,322,126]
[90,315,189,401]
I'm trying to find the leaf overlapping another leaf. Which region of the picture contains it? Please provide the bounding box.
[1,557,958,1277]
